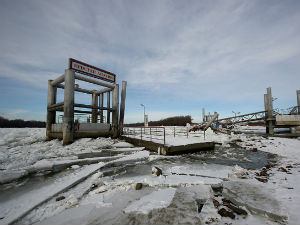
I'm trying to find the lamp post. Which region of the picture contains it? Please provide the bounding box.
[232,111,240,117]
[140,104,145,126]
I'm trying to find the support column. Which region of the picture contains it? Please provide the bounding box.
[264,94,269,134]
[266,87,274,135]
[92,92,98,123]
[46,80,57,141]
[297,90,300,114]
[107,91,111,124]
[100,93,104,123]
[112,84,119,138]
[63,69,75,145]
[119,81,127,135]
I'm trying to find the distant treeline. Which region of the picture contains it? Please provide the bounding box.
[125,115,192,127]
[0,116,46,128]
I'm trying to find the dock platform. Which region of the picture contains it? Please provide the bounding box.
[121,136,217,155]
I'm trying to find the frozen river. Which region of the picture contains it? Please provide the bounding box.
[0,127,299,225]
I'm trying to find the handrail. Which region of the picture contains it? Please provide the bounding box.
[273,106,299,115]
[123,126,165,145]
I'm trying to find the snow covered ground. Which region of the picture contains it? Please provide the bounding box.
[0,127,300,225]
[124,126,229,146]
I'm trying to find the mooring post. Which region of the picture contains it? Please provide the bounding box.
[297,90,300,114]
[264,94,269,134]
[99,93,104,123]
[46,80,57,140]
[107,91,111,124]
[91,92,98,123]
[266,87,274,135]
[92,94,97,122]
[119,81,127,135]
[63,69,75,145]
[112,84,119,138]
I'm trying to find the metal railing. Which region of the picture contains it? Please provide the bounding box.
[214,105,299,127]
[273,106,299,115]
[164,126,191,138]
[56,114,108,124]
[123,127,166,145]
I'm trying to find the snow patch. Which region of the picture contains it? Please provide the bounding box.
[112,142,134,148]
[124,188,176,214]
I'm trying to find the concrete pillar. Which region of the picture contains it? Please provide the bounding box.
[297,90,300,114]
[266,87,274,135]
[264,94,268,111]
[112,84,119,138]
[63,69,75,145]
[264,94,269,134]
[92,92,98,123]
[107,91,111,124]
[267,88,273,117]
[119,81,127,134]
[46,80,57,140]
[100,93,104,123]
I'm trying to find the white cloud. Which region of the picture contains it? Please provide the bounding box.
[0,109,46,121]
[0,109,28,119]
[0,0,299,121]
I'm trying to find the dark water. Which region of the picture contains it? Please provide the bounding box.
[146,145,278,170]
[194,146,278,169]
[113,146,279,180]
[0,167,79,202]
[0,146,279,203]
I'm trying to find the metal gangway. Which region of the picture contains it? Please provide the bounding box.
[217,110,266,126]
[217,106,299,126]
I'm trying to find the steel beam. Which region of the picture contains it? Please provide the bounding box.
[74,74,114,88]
[51,74,65,86]
[46,80,57,140]
[107,91,111,124]
[94,87,113,95]
[112,84,119,138]
[63,69,75,145]
[56,83,93,94]
[74,103,113,111]
[99,93,104,123]
[119,81,127,134]
[92,93,98,123]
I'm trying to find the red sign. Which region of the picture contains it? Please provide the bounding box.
[69,58,116,83]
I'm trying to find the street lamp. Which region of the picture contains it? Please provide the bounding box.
[140,104,145,126]
[232,111,240,117]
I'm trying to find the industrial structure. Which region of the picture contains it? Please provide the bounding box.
[46,58,127,144]
[264,88,300,135]
[211,88,300,135]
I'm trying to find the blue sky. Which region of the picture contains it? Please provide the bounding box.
[0,0,299,123]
